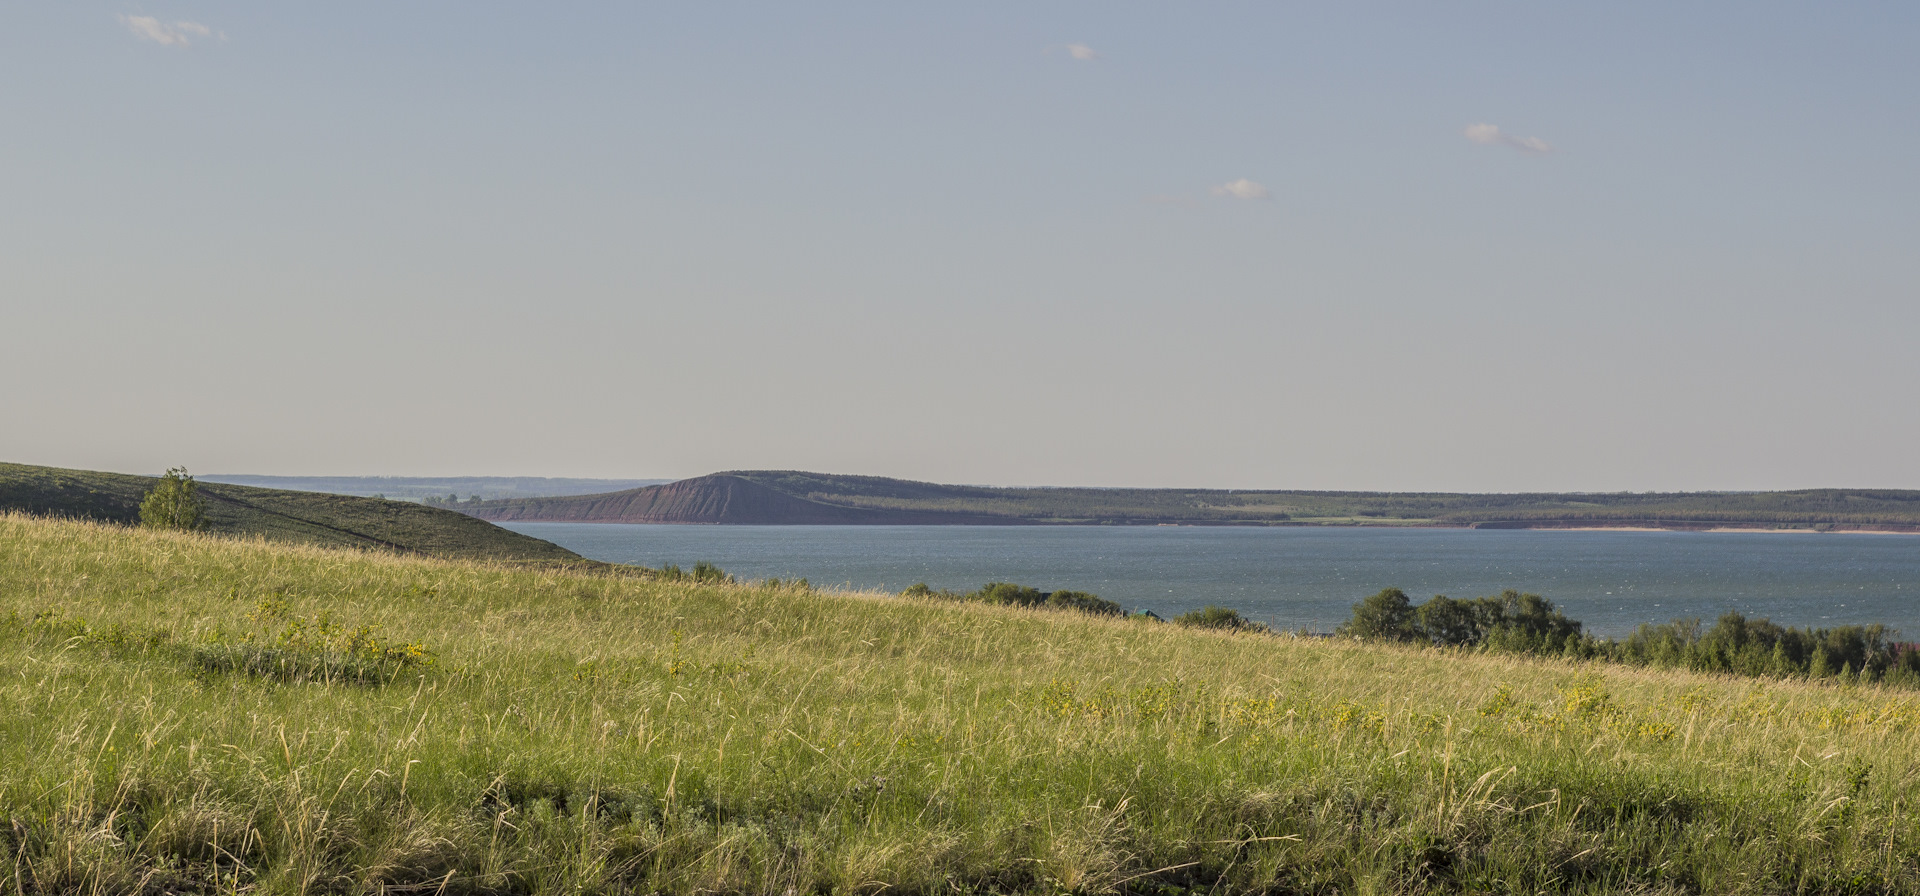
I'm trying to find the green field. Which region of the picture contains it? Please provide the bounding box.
[3,512,1918,894]
[0,461,584,563]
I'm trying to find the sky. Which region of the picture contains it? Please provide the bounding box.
[4,3,1917,491]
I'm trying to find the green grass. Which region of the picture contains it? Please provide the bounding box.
[0,461,585,563]
[4,512,1920,893]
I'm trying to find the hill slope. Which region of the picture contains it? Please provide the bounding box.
[469,473,1016,525]
[0,461,585,562]
[464,469,1920,530]
[3,512,1918,893]
[200,474,670,501]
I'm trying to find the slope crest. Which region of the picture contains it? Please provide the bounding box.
[0,461,583,562]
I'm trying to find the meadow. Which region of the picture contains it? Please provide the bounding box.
[3,512,1918,894]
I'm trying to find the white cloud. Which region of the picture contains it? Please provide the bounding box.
[119,14,219,47]
[1463,123,1503,145]
[1463,123,1554,154]
[1210,179,1271,200]
[1066,43,1098,61]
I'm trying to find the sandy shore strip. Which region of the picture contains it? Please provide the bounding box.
[1510,525,1920,535]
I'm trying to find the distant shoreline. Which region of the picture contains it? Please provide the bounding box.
[502,518,1920,535]
[467,471,1920,531]
[1501,525,1920,535]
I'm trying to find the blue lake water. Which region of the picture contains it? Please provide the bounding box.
[500,523,1920,638]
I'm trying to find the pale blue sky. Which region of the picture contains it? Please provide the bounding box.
[4,3,1917,490]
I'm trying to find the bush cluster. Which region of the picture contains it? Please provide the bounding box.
[1336,587,1581,653]
[656,561,731,584]
[900,581,1123,617]
[1171,605,1269,632]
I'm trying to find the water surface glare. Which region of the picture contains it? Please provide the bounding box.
[500,523,1920,638]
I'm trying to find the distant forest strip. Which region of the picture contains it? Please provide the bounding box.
[462,470,1920,529]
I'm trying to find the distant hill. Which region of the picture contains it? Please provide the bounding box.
[467,473,1017,525]
[200,474,669,502]
[0,462,587,562]
[462,470,1920,531]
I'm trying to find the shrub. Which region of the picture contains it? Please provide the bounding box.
[139,467,207,532]
[654,562,730,583]
[1044,589,1123,617]
[1174,605,1263,631]
[974,582,1046,608]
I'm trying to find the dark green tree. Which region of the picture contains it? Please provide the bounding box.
[139,467,207,532]
[1416,595,1478,646]
[1339,588,1419,641]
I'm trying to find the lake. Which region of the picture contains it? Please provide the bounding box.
[499,523,1920,638]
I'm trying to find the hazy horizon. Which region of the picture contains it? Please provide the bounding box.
[56,466,1920,496]
[6,4,1916,492]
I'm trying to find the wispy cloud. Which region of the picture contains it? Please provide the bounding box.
[119,14,221,47]
[1210,179,1271,200]
[1065,43,1098,61]
[1463,123,1553,154]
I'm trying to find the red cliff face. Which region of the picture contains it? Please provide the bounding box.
[466,474,1011,525]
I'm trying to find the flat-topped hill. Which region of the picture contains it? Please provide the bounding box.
[463,469,1920,530]
[468,472,1016,525]
[0,461,585,562]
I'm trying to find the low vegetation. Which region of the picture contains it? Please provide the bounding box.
[901,581,1125,616]
[6,512,1920,893]
[1171,605,1266,632]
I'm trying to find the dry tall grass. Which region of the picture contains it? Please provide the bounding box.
[2,513,1917,894]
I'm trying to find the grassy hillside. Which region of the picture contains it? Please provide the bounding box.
[4,512,1918,894]
[201,474,669,502]
[467,469,1920,530]
[0,461,585,563]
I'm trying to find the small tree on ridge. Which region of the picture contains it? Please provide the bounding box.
[140,466,207,532]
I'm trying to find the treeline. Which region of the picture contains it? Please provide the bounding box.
[1335,588,1582,653]
[1338,587,1920,686]
[1612,614,1918,682]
